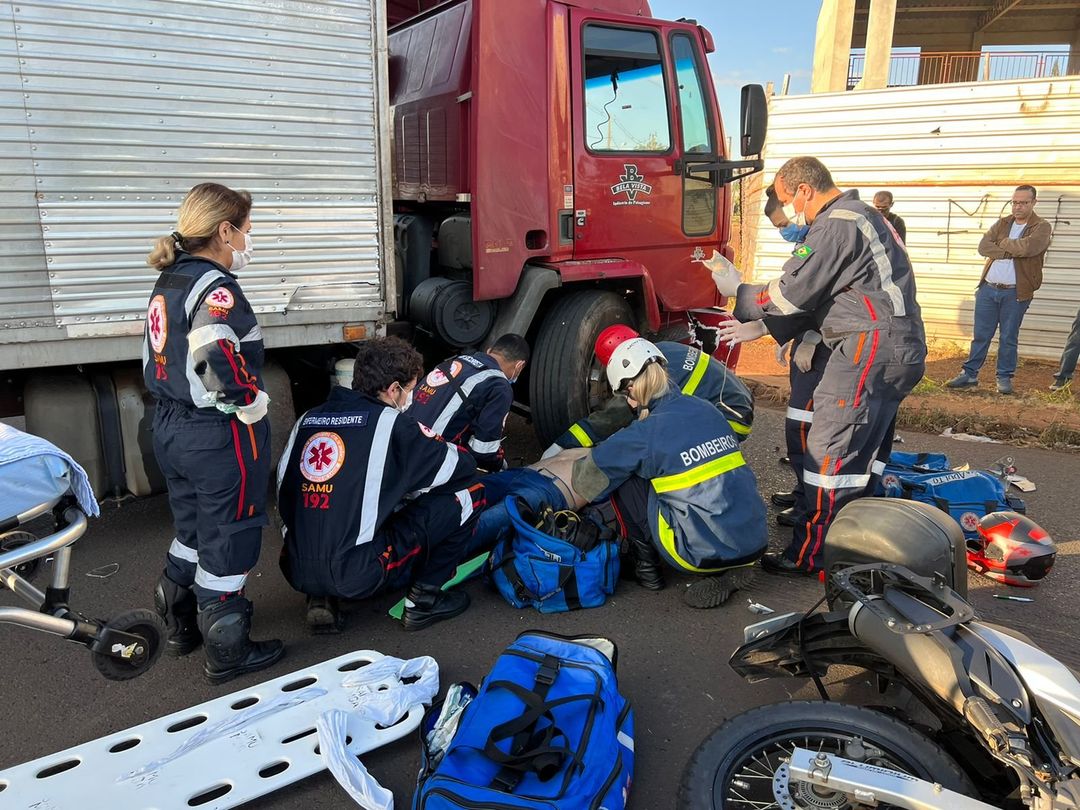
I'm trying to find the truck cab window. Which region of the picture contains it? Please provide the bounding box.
[671,33,716,235]
[583,26,670,153]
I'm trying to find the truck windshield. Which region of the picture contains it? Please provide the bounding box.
[583,25,671,153]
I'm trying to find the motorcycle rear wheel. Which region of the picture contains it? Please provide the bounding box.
[679,700,975,810]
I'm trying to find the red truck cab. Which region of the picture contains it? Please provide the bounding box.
[389,0,766,442]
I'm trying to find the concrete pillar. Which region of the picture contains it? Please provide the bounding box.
[812,0,857,93]
[857,0,897,90]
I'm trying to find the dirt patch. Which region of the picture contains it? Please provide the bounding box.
[736,338,1080,450]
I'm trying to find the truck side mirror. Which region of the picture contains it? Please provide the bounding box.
[740,84,767,157]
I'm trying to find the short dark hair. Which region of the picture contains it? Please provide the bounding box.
[775,156,836,195]
[873,190,894,204]
[1015,184,1037,200]
[487,333,530,363]
[351,336,424,397]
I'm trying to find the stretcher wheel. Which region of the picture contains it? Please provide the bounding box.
[0,531,41,580]
[91,609,166,681]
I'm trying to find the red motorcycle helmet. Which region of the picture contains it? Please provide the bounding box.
[967,511,1056,587]
[594,324,640,366]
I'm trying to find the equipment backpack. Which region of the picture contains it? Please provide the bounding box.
[876,452,1024,538]
[489,497,620,613]
[413,631,634,810]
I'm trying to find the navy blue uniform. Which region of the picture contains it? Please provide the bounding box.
[589,392,767,573]
[277,386,483,600]
[406,353,512,470]
[143,253,269,606]
[735,190,926,571]
[556,342,754,449]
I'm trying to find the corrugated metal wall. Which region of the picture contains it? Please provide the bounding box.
[751,77,1080,361]
[0,0,388,362]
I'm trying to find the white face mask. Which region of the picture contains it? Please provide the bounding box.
[229,228,253,272]
[783,188,808,228]
[397,385,413,413]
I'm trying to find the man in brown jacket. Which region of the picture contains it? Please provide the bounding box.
[947,185,1052,394]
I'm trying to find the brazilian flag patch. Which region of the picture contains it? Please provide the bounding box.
[793,244,814,259]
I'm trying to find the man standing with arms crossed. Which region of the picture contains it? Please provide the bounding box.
[946,185,1052,395]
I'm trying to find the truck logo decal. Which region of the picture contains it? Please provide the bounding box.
[300,431,346,483]
[691,246,705,262]
[147,295,168,354]
[611,165,652,206]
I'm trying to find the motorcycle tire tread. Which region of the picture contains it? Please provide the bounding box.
[677,700,976,810]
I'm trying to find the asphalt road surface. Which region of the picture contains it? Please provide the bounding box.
[2,407,1078,808]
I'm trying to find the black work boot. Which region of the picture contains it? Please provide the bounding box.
[402,582,470,631]
[628,536,665,591]
[154,573,202,657]
[198,598,285,685]
[305,595,345,635]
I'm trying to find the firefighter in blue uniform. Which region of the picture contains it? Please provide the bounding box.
[710,157,926,576]
[406,334,529,470]
[545,325,755,456]
[568,338,767,608]
[277,337,484,633]
[143,182,283,684]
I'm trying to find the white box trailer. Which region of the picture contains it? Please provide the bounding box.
[1,0,394,495]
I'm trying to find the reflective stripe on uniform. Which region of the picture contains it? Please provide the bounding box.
[183,269,226,320]
[871,459,887,475]
[657,512,752,574]
[766,277,805,315]
[651,451,746,494]
[355,409,399,546]
[829,208,905,317]
[276,414,305,493]
[188,323,240,353]
[568,423,594,447]
[681,349,709,396]
[455,488,474,525]
[431,368,506,436]
[728,420,751,436]
[786,406,814,423]
[194,565,246,593]
[468,436,501,454]
[168,538,199,563]
[803,470,871,490]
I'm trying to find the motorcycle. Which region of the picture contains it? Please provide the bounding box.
[679,497,1080,810]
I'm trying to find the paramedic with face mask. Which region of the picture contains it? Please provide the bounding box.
[277,337,484,634]
[142,182,282,684]
[568,338,767,608]
[710,157,926,577]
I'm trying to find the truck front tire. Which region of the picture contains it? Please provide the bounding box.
[529,290,633,446]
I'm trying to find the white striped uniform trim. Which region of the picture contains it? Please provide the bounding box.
[355,409,399,546]
[785,406,814,423]
[617,730,635,752]
[766,277,805,315]
[829,208,906,317]
[454,488,474,525]
[188,323,240,353]
[871,459,887,475]
[468,436,502,454]
[276,414,306,493]
[168,538,199,563]
[431,368,507,436]
[194,564,247,593]
[412,443,462,496]
[184,269,227,320]
[241,324,263,342]
[804,470,872,490]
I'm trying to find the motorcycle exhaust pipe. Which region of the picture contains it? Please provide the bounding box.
[849,597,969,716]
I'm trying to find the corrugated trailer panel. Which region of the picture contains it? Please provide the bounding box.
[0,0,391,369]
[752,77,1080,361]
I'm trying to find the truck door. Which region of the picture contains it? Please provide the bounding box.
[569,13,723,312]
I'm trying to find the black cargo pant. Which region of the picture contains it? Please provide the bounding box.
[154,401,270,607]
[783,338,830,526]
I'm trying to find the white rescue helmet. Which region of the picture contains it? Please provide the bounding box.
[606,337,665,392]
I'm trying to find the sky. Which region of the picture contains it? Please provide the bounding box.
[650,0,820,149]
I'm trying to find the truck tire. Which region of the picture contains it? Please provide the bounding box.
[530,290,632,446]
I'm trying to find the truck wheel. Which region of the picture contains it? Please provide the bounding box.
[530,291,632,446]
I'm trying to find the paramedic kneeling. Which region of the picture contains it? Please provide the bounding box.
[277,337,484,632]
[568,338,768,609]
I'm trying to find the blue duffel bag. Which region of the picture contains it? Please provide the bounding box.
[489,497,620,613]
[413,631,635,810]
